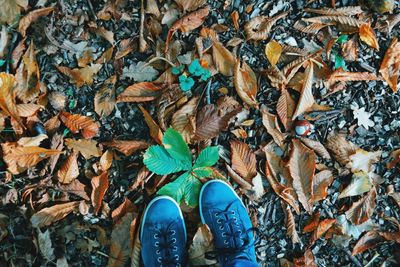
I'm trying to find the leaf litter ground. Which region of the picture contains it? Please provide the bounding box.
[0,0,400,266]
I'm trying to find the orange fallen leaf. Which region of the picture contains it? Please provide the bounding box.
[230,140,257,182]
[293,62,315,120]
[138,105,163,145]
[65,138,102,159]
[0,73,23,126]
[91,172,109,215]
[111,198,135,223]
[103,140,149,156]
[265,40,282,66]
[312,170,334,203]
[277,88,295,130]
[345,187,377,225]
[288,139,316,214]
[261,107,285,147]
[310,218,336,244]
[56,64,102,88]
[30,201,80,228]
[57,152,79,184]
[212,41,236,76]
[116,82,166,103]
[18,7,54,37]
[303,212,321,233]
[379,38,400,93]
[94,75,116,117]
[231,10,239,30]
[352,231,386,255]
[100,150,114,172]
[282,203,301,244]
[359,23,379,50]
[234,59,258,108]
[244,12,288,41]
[60,112,100,139]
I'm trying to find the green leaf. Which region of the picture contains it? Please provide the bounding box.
[334,54,348,71]
[337,35,348,44]
[192,166,215,178]
[194,146,219,168]
[143,145,189,175]
[184,175,202,207]
[163,128,192,167]
[157,172,188,203]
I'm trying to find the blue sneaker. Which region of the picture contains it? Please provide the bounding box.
[140,196,186,267]
[199,180,257,266]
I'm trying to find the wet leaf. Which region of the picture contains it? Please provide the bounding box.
[104,140,149,156]
[60,112,100,139]
[288,139,316,214]
[265,40,282,66]
[230,140,257,182]
[57,152,79,184]
[91,172,109,215]
[31,201,80,228]
[65,138,102,159]
[359,23,379,50]
[345,187,377,225]
[234,59,258,108]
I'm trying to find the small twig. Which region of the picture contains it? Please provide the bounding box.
[96,250,110,258]
[139,0,147,52]
[205,79,212,105]
[85,0,97,19]
[365,253,380,267]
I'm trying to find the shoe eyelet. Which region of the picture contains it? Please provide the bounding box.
[222,232,226,237]
[156,249,160,254]
[154,234,159,239]
[234,218,237,222]
[155,241,159,247]
[157,257,162,263]
[217,219,222,223]
[173,246,178,251]
[171,230,176,235]
[175,255,179,260]
[231,211,235,215]
[224,240,229,245]
[172,238,177,243]
[177,264,181,267]
[219,226,224,230]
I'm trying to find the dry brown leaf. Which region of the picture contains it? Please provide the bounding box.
[30,201,80,228]
[303,212,320,233]
[117,82,166,103]
[312,170,334,203]
[327,68,377,85]
[234,59,258,108]
[77,50,94,68]
[2,142,62,174]
[111,198,135,223]
[17,103,42,117]
[244,12,288,41]
[299,137,331,160]
[293,63,314,120]
[15,41,41,103]
[103,140,149,156]
[231,11,239,31]
[345,187,377,225]
[387,149,400,169]
[188,224,217,266]
[95,26,115,45]
[230,140,257,182]
[138,105,163,145]
[171,97,198,144]
[310,218,336,244]
[0,73,23,126]
[288,139,316,214]
[57,152,79,184]
[56,64,102,88]
[60,112,100,139]
[100,150,114,172]
[352,231,386,255]
[96,46,114,64]
[303,16,363,27]
[294,21,330,34]
[282,203,301,244]
[261,107,284,147]
[165,6,210,52]
[107,212,135,267]
[293,249,317,267]
[115,39,134,60]
[325,133,358,165]
[174,0,206,12]
[17,134,48,147]
[379,38,400,93]
[11,37,26,71]
[65,138,102,159]
[212,41,236,76]
[95,75,116,117]
[146,0,160,17]
[0,0,21,24]
[342,35,358,62]
[18,7,54,37]
[194,103,241,141]
[304,6,363,16]
[277,88,295,130]
[359,23,379,50]
[91,172,109,215]
[57,179,90,200]
[265,40,282,66]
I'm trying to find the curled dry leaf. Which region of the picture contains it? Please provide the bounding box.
[325,133,358,165]
[293,62,314,120]
[65,138,102,159]
[2,142,62,174]
[282,203,301,244]
[57,179,90,200]
[57,152,79,184]
[379,38,400,93]
[265,40,282,66]
[139,105,163,145]
[230,140,257,182]
[348,149,381,173]
[56,64,102,88]
[312,170,334,203]
[107,212,135,267]
[95,75,116,117]
[171,97,198,144]
[116,82,166,103]
[288,139,316,214]
[359,24,379,50]
[111,198,135,223]
[91,172,109,215]
[244,12,288,41]
[212,41,236,76]
[234,59,258,108]
[352,230,386,255]
[165,6,210,52]
[304,6,363,16]
[261,107,285,147]
[310,218,336,244]
[0,73,23,126]
[100,150,113,172]
[277,88,295,130]
[18,7,54,37]
[17,134,48,147]
[299,137,331,160]
[30,201,80,228]
[103,140,149,156]
[339,171,372,199]
[303,15,363,28]
[60,112,100,139]
[188,224,217,266]
[345,187,377,225]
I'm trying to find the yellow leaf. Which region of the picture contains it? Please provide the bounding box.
[265,40,282,66]
[0,73,23,126]
[359,23,379,50]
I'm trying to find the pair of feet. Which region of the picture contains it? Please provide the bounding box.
[140,180,257,267]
